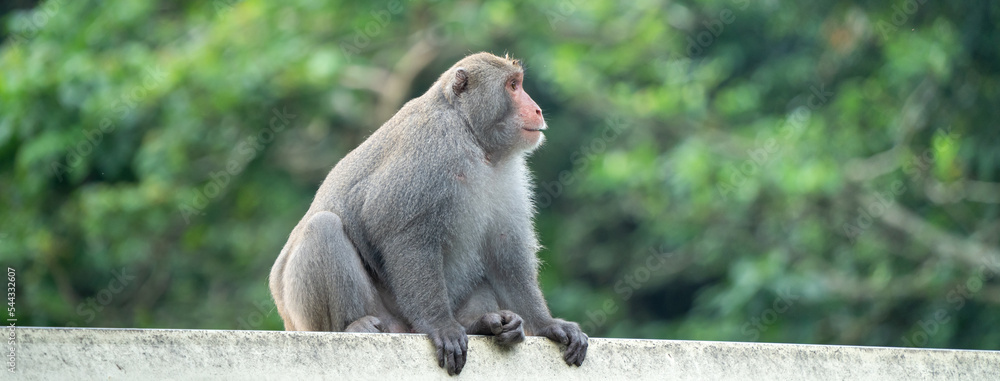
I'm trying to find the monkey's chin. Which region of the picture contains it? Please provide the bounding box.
[520,130,545,152]
[519,122,547,151]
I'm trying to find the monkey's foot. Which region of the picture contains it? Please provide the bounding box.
[345,316,384,333]
[468,310,525,346]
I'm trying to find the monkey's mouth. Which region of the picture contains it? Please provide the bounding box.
[523,125,547,132]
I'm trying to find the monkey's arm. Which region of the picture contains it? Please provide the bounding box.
[490,230,588,366]
[378,230,469,374]
[361,168,469,375]
[377,228,454,327]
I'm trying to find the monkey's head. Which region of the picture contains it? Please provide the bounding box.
[439,52,547,158]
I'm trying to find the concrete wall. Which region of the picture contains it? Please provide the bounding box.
[7,327,1000,380]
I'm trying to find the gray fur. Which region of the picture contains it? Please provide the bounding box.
[269,52,587,375]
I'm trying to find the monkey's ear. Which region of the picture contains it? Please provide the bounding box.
[452,68,468,95]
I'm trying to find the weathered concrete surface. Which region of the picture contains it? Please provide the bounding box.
[8,327,1000,380]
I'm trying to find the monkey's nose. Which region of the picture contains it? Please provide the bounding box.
[535,108,542,116]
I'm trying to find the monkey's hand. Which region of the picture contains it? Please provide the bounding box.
[427,323,468,376]
[537,319,588,366]
[467,310,526,346]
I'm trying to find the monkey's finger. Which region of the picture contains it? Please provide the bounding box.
[433,337,446,369]
[486,313,505,335]
[456,338,467,374]
[446,340,457,375]
[444,344,455,375]
[563,350,575,366]
[565,333,588,366]
[565,339,582,366]
[563,334,578,364]
[575,341,588,366]
[563,344,576,365]
[448,339,465,375]
[446,356,456,376]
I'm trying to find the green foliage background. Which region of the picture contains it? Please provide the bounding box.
[2,0,999,349]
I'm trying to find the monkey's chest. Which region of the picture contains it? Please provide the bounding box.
[441,171,526,292]
[441,199,492,286]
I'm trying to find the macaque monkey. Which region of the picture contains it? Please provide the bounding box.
[269,52,587,375]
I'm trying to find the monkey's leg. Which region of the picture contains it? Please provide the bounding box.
[279,211,381,332]
[457,286,525,346]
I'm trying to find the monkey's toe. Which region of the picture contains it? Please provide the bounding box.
[495,311,525,346]
[496,328,525,346]
[345,316,383,333]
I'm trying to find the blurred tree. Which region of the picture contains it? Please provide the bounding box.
[1,0,997,350]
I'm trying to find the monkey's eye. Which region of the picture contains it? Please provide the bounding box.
[510,80,518,91]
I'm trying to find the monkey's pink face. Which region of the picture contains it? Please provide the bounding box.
[507,73,546,148]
